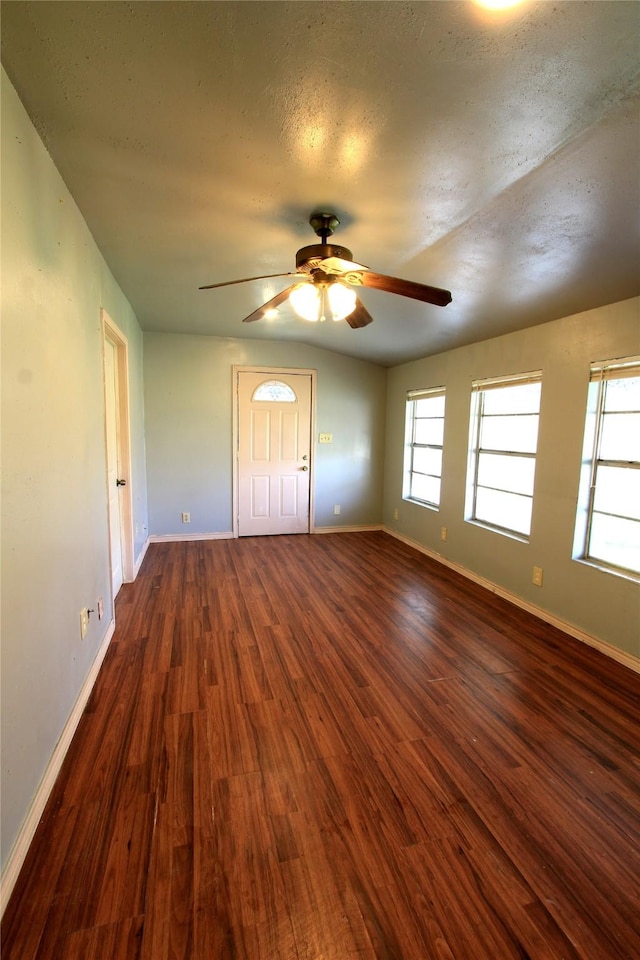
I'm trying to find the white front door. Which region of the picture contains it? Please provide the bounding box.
[104,337,124,595]
[237,371,312,536]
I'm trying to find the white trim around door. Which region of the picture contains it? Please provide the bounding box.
[101,310,134,595]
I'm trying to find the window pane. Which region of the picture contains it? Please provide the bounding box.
[405,391,446,510]
[604,376,640,412]
[415,395,445,417]
[480,414,539,454]
[253,380,296,402]
[599,412,640,461]
[413,446,443,477]
[410,473,441,505]
[414,418,444,446]
[482,382,541,415]
[593,466,640,521]
[589,513,640,574]
[475,487,532,536]
[477,452,536,496]
[575,361,640,574]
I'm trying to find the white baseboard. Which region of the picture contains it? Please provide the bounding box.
[150,527,383,541]
[133,536,150,577]
[384,527,639,675]
[1,618,116,916]
[148,531,234,543]
[313,524,384,535]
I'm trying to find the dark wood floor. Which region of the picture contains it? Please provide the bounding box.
[2,532,639,959]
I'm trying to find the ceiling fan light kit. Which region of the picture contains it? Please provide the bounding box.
[200,212,452,328]
[290,278,357,323]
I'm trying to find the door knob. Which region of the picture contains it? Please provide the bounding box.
[301,465,308,471]
[116,478,127,486]
[302,455,308,460]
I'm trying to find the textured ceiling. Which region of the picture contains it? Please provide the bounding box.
[2,0,639,366]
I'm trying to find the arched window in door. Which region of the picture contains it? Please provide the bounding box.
[252,380,297,402]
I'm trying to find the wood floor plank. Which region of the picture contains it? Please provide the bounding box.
[62,915,144,960]
[2,532,639,959]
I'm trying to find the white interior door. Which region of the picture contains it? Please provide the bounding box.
[237,371,312,536]
[104,337,124,595]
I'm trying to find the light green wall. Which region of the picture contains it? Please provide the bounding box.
[143,333,387,534]
[384,297,640,658]
[0,70,148,870]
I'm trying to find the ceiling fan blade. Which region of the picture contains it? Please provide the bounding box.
[359,271,452,307]
[318,256,369,275]
[346,297,374,329]
[199,272,304,291]
[241,284,299,323]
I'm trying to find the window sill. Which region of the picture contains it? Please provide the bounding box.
[403,497,439,513]
[464,518,530,544]
[573,557,640,585]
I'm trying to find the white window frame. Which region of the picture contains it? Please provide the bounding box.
[403,387,446,510]
[465,371,542,540]
[574,356,640,580]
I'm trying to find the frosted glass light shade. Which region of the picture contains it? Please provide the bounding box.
[327,282,356,321]
[289,283,319,321]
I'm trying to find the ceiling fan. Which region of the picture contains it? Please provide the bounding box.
[199,213,452,328]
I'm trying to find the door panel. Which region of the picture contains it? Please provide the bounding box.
[251,476,270,518]
[280,475,298,517]
[280,411,298,459]
[251,409,270,460]
[238,371,312,536]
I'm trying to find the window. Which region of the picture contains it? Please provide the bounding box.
[574,357,640,577]
[252,380,296,402]
[466,372,542,538]
[404,387,445,508]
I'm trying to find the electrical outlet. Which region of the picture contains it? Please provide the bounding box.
[532,566,543,586]
[80,608,88,640]
[319,433,333,443]
[333,504,341,516]
[182,512,190,523]
[393,508,399,520]
[441,526,448,542]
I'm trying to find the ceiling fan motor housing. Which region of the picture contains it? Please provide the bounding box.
[296,243,353,273]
